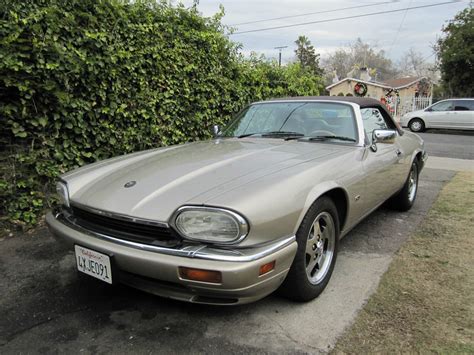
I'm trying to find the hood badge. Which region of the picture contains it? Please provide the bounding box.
[124,181,137,188]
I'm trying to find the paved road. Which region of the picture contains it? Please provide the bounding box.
[415,129,474,160]
[0,168,455,354]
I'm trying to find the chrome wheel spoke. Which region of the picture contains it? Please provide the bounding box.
[306,256,318,276]
[313,220,322,239]
[321,225,330,240]
[306,234,316,254]
[317,251,325,269]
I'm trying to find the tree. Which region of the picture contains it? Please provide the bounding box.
[436,7,474,97]
[398,48,439,82]
[399,48,427,77]
[242,52,324,99]
[322,38,398,82]
[294,35,323,76]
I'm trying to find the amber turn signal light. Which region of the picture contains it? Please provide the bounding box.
[179,267,222,283]
[259,261,275,276]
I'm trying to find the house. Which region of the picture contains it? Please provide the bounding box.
[326,76,432,98]
[326,75,433,118]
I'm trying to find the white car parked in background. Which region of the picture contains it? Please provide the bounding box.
[400,98,474,132]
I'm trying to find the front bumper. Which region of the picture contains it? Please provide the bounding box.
[46,212,297,305]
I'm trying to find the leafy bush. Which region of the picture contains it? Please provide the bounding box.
[0,0,323,228]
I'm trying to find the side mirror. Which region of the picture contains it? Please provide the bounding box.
[370,129,397,151]
[213,125,221,138]
[373,129,397,144]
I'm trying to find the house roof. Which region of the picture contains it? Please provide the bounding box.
[325,77,390,90]
[382,76,424,89]
[325,76,426,91]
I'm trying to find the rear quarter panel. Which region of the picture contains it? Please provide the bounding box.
[400,131,425,171]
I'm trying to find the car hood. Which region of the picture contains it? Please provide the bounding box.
[65,139,352,221]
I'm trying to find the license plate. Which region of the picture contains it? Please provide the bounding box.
[75,245,113,284]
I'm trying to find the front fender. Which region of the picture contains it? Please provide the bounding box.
[294,181,349,234]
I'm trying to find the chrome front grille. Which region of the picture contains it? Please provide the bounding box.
[68,205,181,247]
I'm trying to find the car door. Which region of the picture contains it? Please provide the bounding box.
[453,100,474,129]
[360,107,406,210]
[426,100,456,128]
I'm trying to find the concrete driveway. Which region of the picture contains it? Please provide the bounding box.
[0,167,455,354]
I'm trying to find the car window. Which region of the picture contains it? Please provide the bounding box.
[467,101,474,110]
[454,100,473,111]
[360,108,390,144]
[430,101,453,111]
[223,102,358,141]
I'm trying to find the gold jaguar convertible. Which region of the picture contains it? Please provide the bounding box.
[47,96,427,305]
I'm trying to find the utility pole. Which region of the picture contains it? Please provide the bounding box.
[274,46,288,67]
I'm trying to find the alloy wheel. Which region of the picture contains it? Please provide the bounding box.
[408,163,418,202]
[305,212,336,284]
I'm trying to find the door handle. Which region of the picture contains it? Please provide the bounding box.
[396,149,402,156]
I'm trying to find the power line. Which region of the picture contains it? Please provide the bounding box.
[230,1,462,35]
[421,52,436,63]
[387,0,414,55]
[423,52,436,61]
[229,1,398,26]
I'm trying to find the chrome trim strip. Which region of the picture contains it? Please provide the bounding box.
[192,237,295,261]
[54,212,295,262]
[69,201,169,228]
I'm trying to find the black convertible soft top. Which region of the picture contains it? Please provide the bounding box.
[266,96,386,109]
[261,96,402,134]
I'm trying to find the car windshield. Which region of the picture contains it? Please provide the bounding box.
[222,102,358,143]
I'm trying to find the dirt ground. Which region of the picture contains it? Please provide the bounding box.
[333,172,474,353]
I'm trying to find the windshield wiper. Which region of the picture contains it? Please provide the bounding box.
[262,131,304,138]
[301,135,357,142]
[237,131,304,139]
[237,132,260,138]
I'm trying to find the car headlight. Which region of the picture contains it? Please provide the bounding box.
[56,181,70,208]
[174,207,249,244]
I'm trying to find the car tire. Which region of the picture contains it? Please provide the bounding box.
[388,160,419,211]
[408,118,425,132]
[279,196,339,302]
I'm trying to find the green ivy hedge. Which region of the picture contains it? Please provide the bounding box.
[0,0,323,229]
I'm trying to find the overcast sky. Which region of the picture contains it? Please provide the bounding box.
[179,0,470,65]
